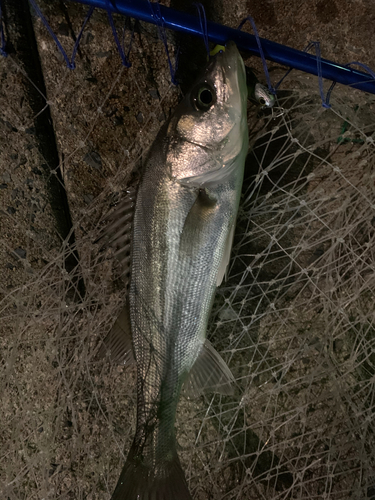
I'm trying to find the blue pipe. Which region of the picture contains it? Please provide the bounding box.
[70,0,375,95]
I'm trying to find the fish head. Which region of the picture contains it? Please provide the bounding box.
[167,41,248,187]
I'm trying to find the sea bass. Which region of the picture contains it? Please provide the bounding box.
[104,41,248,500]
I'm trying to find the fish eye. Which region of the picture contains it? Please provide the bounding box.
[193,84,216,111]
[259,97,266,105]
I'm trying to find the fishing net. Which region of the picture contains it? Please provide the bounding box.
[1,2,375,499]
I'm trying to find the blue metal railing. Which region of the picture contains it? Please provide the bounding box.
[68,0,375,95]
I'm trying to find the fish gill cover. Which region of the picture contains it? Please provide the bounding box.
[1,1,375,499]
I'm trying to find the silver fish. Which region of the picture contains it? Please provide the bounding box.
[103,41,248,500]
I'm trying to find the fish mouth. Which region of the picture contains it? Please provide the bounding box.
[221,41,241,71]
[208,41,247,109]
[215,42,245,85]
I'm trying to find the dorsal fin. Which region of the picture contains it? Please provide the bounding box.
[96,183,138,291]
[96,183,138,365]
[98,185,137,265]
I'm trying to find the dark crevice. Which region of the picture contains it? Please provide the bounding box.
[2,0,85,300]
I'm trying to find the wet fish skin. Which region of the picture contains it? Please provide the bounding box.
[110,41,248,500]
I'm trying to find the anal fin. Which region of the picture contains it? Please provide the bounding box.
[183,339,235,398]
[98,303,135,366]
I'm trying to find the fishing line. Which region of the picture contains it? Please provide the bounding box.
[27,0,95,69]
[3,0,375,99]
[308,41,331,109]
[26,1,132,70]
[238,15,275,96]
[275,41,332,108]
[120,16,135,65]
[148,0,179,85]
[193,2,209,59]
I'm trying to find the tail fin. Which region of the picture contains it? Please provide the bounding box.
[111,442,192,500]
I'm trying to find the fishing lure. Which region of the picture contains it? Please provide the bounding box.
[246,66,275,108]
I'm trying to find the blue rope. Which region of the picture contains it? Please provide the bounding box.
[0,0,7,57]
[29,0,74,69]
[29,0,94,69]
[274,43,317,91]
[238,16,275,95]
[275,42,315,91]
[325,61,375,107]
[324,80,336,107]
[72,6,94,66]
[193,3,209,58]
[345,61,375,80]
[121,19,134,63]
[274,68,291,91]
[148,0,179,85]
[309,41,331,108]
[106,0,131,67]
[276,41,331,108]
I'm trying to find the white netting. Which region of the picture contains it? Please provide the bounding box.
[1,4,375,500]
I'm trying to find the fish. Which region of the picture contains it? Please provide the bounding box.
[101,41,249,500]
[246,66,276,109]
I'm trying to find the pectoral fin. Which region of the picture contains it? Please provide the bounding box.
[216,222,235,286]
[179,188,217,256]
[183,339,235,398]
[98,303,135,366]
